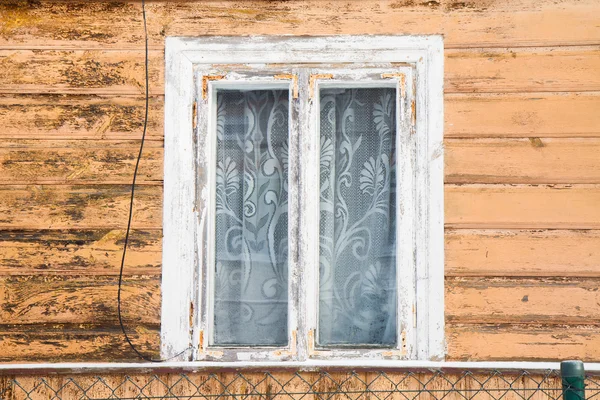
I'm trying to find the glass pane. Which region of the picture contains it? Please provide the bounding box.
[318,87,397,346]
[213,89,289,346]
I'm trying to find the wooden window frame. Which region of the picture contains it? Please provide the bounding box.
[162,36,444,362]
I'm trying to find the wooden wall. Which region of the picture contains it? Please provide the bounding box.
[0,0,599,362]
[0,370,567,399]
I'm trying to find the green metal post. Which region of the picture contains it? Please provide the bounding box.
[561,360,585,400]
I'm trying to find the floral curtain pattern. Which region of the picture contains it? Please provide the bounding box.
[318,88,398,346]
[214,89,289,346]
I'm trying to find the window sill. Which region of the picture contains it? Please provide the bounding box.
[0,360,593,375]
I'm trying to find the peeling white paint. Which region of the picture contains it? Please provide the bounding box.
[162,35,444,362]
[2,360,597,373]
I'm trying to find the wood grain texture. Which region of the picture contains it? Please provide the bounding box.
[0,229,161,275]
[0,185,162,229]
[0,371,563,399]
[1,0,599,49]
[0,140,163,185]
[0,94,163,140]
[2,47,599,95]
[0,275,160,325]
[0,324,159,362]
[0,0,598,364]
[445,93,600,138]
[446,185,600,229]
[0,49,163,95]
[4,92,598,141]
[446,277,600,324]
[446,229,600,277]
[445,138,600,184]
[447,324,600,361]
[445,47,600,93]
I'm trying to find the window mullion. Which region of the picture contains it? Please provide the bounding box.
[293,68,316,361]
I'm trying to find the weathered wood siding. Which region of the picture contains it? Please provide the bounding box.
[0,370,568,400]
[0,0,599,362]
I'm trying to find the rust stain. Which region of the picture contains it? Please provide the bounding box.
[529,137,545,148]
[192,101,197,130]
[411,100,416,129]
[274,74,299,99]
[309,74,333,99]
[202,75,226,100]
[189,301,194,330]
[0,3,41,37]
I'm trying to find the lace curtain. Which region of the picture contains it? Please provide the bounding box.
[318,88,398,346]
[213,87,397,347]
[214,89,289,346]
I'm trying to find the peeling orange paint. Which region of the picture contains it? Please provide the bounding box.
[307,329,315,355]
[290,329,297,355]
[274,73,299,99]
[192,100,197,130]
[381,72,406,99]
[309,73,333,99]
[201,75,226,100]
[198,329,204,350]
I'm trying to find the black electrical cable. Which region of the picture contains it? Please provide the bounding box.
[117,0,191,363]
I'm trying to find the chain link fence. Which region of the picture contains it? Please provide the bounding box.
[0,369,596,400]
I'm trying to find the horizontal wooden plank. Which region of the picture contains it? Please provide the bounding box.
[0,372,565,400]
[0,229,161,275]
[0,324,159,362]
[0,140,163,185]
[447,324,600,361]
[4,185,599,233]
[446,184,600,229]
[0,184,162,229]
[445,47,600,93]
[0,372,564,399]
[3,92,598,141]
[2,323,600,362]
[1,1,599,49]
[0,49,163,95]
[445,138,600,184]
[446,277,600,324]
[0,94,163,140]
[446,229,600,277]
[445,92,600,138]
[0,275,160,325]
[1,47,599,95]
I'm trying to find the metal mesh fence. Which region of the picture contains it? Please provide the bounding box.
[0,369,597,400]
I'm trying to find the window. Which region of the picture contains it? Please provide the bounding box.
[162,36,444,362]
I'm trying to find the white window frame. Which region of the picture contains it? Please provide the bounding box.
[162,35,444,362]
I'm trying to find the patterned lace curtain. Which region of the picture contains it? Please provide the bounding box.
[318,88,398,346]
[212,87,396,347]
[214,89,289,346]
